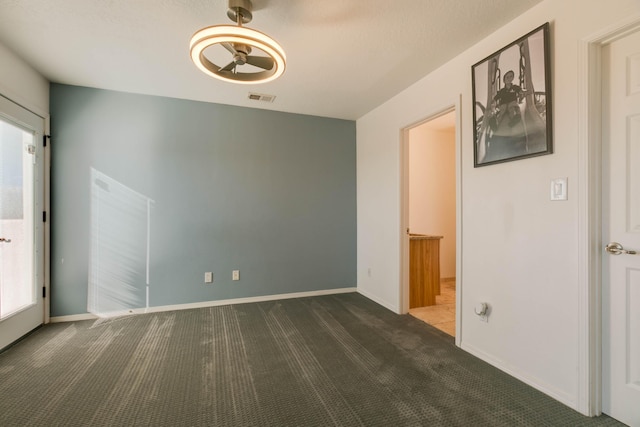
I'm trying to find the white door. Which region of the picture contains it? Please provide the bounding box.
[602,28,640,427]
[0,96,45,351]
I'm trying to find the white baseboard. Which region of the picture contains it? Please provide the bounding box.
[50,313,98,323]
[49,287,357,323]
[356,288,399,313]
[461,342,577,411]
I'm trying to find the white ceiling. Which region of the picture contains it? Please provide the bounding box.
[0,0,542,120]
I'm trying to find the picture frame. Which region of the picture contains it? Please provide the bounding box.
[472,22,552,167]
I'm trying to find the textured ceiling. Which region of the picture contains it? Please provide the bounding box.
[0,0,542,120]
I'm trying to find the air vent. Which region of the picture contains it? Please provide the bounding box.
[248,92,276,103]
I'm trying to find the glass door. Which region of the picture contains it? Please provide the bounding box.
[0,96,44,350]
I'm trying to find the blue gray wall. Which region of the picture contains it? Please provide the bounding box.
[50,84,356,316]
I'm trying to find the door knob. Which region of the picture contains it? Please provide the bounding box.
[0,237,11,243]
[605,242,637,255]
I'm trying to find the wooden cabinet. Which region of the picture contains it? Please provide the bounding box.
[409,234,442,308]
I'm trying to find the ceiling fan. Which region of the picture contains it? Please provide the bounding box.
[190,0,286,84]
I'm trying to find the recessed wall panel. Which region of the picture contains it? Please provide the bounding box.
[629,115,640,233]
[628,269,640,389]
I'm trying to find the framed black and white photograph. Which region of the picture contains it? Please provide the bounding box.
[472,22,552,167]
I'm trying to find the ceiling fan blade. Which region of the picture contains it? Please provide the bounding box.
[221,42,237,55]
[219,61,236,72]
[246,55,274,70]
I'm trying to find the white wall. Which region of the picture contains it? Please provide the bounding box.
[356,0,640,414]
[0,42,49,117]
[409,126,456,279]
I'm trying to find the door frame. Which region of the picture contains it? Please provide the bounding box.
[0,93,49,350]
[399,96,463,346]
[578,14,640,416]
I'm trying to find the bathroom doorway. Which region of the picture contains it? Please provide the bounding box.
[402,109,457,337]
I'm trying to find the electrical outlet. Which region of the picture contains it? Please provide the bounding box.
[232,270,240,281]
[475,302,489,322]
[204,272,213,283]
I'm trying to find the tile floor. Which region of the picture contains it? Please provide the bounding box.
[409,280,456,337]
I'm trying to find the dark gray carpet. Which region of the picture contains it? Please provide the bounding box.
[0,293,623,426]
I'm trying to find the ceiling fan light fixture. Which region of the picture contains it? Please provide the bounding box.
[190,1,286,84]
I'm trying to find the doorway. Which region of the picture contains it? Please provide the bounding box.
[0,95,46,351]
[402,109,458,338]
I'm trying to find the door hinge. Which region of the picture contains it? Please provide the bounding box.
[42,287,46,298]
[43,134,49,147]
[43,211,47,222]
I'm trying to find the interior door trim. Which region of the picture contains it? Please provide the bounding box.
[578,13,640,417]
[0,92,49,350]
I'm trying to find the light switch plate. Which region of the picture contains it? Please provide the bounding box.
[550,178,568,201]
